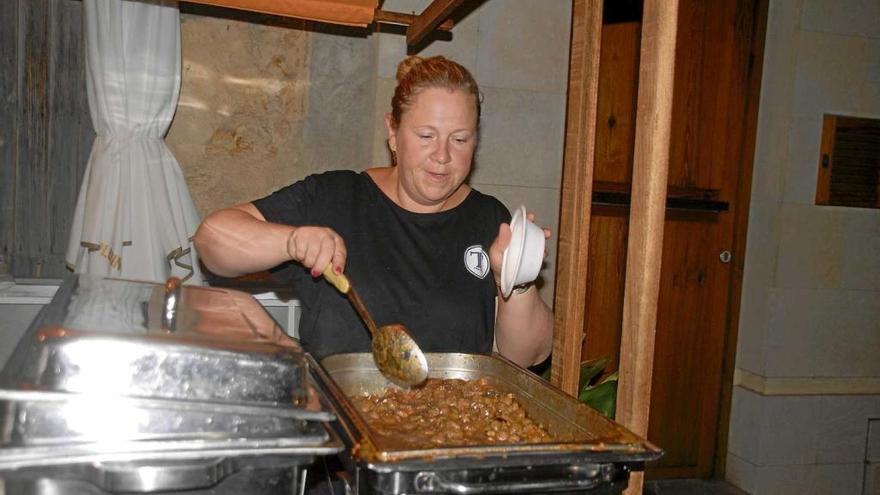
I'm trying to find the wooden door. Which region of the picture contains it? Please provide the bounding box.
[582,0,766,478]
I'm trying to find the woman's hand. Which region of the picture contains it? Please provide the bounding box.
[285,226,348,277]
[194,203,348,278]
[488,223,512,286]
[488,212,551,288]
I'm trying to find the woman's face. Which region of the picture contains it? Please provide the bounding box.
[386,87,478,213]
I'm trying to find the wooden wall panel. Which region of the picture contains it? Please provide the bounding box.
[48,0,90,264]
[0,0,19,274]
[1,0,92,279]
[593,21,640,185]
[15,0,51,277]
[581,207,628,368]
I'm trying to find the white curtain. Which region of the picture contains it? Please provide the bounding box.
[66,0,203,284]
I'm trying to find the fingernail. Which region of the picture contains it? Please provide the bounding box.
[311,269,319,277]
[334,266,342,274]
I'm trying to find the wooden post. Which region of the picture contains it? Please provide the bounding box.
[551,0,603,395]
[617,0,679,492]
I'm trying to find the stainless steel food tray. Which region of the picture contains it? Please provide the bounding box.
[318,353,661,464]
[313,353,662,494]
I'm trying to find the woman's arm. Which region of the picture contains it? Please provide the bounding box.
[488,220,554,367]
[194,203,347,278]
[494,283,554,367]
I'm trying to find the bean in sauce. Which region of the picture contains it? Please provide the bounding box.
[351,378,552,446]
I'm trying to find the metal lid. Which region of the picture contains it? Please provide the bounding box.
[0,275,339,471]
[1,275,310,406]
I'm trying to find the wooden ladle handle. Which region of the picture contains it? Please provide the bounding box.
[322,264,350,294]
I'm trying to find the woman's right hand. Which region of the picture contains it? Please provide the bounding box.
[285,226,348,277]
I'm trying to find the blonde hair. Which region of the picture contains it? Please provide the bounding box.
[390,55,481,127]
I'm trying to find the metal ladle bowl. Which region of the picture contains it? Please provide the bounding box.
[322,266,428,387]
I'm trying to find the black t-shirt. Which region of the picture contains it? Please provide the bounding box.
[253,170,511,360]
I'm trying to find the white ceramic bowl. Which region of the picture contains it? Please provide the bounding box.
[500,205,545,297]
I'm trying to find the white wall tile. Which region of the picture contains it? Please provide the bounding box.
[471,86,566,189]
[867,39,880,83]
[774,203,843,289]
[813,290,880,377]
[474,0,571,94]
[811,463,865,495]
[800,0,880,38]
[861,82,880,115]
[755,464,816,495]
[817,396,880,464]
[726,452,758,495]
[868,419,880,461]
[839,204,880,292]
[759,0,802,126]
[763,288,880,377]
[764,288,817,376]
[737,205,781,375]
[758,395,820,465]
[783,116,822,205]
[728,387,765,462]
[792,31,870,119]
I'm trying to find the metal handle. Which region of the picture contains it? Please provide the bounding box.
[719,250,732,263]
[413,470,600,494]
[162,276,182,332]
[90,458,230,492]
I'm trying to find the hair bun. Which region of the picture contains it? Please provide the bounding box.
[396,55,425,82]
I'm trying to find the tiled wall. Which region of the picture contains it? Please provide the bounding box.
[728,0,880,493]
[369,0,572,305]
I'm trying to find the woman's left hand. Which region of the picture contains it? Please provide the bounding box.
[488,211,551,287]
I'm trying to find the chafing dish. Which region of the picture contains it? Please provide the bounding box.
[314,353,663,494]
[0,275,342,494]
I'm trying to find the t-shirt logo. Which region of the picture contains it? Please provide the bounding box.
[463,245,490,279]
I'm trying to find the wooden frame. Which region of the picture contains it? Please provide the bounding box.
[551,0,604,396]
[815,114,837,205]
[815,113,880,209]
[404,0,465,46]
[616,1,678,492]
[714,0,769,476]
[555,0,770,483]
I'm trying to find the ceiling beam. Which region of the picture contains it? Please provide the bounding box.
[374,9,454,31]
[406,0,465,47]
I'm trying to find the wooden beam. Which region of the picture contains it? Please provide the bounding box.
[406,0,464,47]
[617,0,679,493]
[550,0,603,396]
[374,9,454,31]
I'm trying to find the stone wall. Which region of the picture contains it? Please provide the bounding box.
[167,10,374,218]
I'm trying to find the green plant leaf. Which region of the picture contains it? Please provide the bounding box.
[578,357,609,392]
[579,377,617,419]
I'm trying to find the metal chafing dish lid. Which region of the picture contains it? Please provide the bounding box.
[0,275,340,471]
[1,274,311,406]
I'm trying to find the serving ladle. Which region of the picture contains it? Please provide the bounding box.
[322,266,428,387]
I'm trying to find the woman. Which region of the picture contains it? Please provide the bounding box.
[194,56,552,368]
